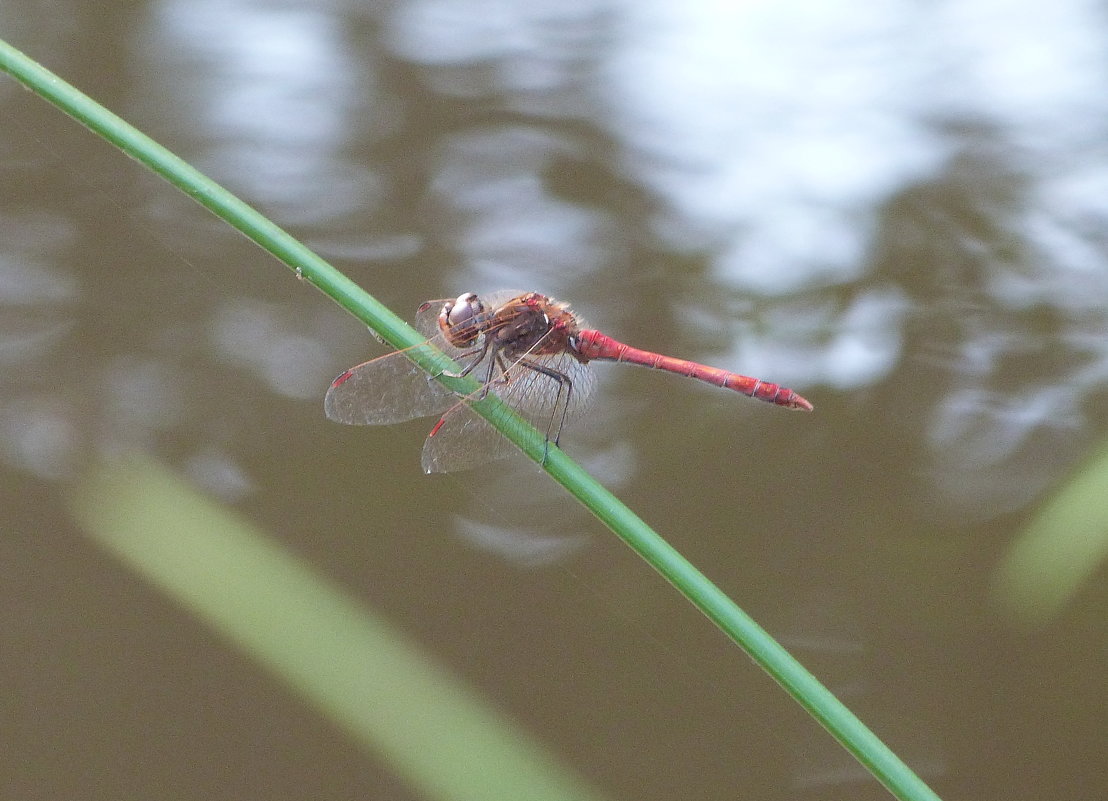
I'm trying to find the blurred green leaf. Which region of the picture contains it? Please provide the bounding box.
[70,454,611,801]
[991,441,1108,630]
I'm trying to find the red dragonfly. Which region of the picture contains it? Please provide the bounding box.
[325,291,812,472]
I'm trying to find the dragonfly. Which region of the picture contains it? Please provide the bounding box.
[325,291,813,473]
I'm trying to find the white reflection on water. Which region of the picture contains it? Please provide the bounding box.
[210,299,337,400]
[601,0,1108,293]
[426,128,611,289]
[0,211,82,478]
[0,398,78,481]
[142,0,377,221]
[0,211,80,305]
[388,0,605,96]
[601,1,944,293]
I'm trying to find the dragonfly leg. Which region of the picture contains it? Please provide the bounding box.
[479,352,516,400]
[517,358,574,449]
[438,340,490,379]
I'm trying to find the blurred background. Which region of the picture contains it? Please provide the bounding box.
[2,1,1106,799]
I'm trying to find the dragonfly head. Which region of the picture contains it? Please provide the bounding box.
[439,292,487,346]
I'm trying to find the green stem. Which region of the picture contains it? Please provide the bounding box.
[1,39,941,801]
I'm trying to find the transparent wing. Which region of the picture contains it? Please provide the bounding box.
[421,349,596,473]
[413,299,451,339]
[324,350,458,425]
[324,298,460,425]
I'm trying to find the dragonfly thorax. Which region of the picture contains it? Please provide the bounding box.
[488,292,583,361]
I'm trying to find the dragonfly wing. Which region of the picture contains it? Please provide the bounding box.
[418,351,596,473]
[327,298,483,426]
[420,407,515,473]
[413,299,450,339]
[324,352,457,425]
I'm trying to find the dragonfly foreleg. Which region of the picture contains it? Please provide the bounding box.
[437,339,491,379]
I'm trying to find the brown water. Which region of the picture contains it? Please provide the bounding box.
[3,2,1107,799]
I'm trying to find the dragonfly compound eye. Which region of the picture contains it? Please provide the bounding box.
[441,292,486,345]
